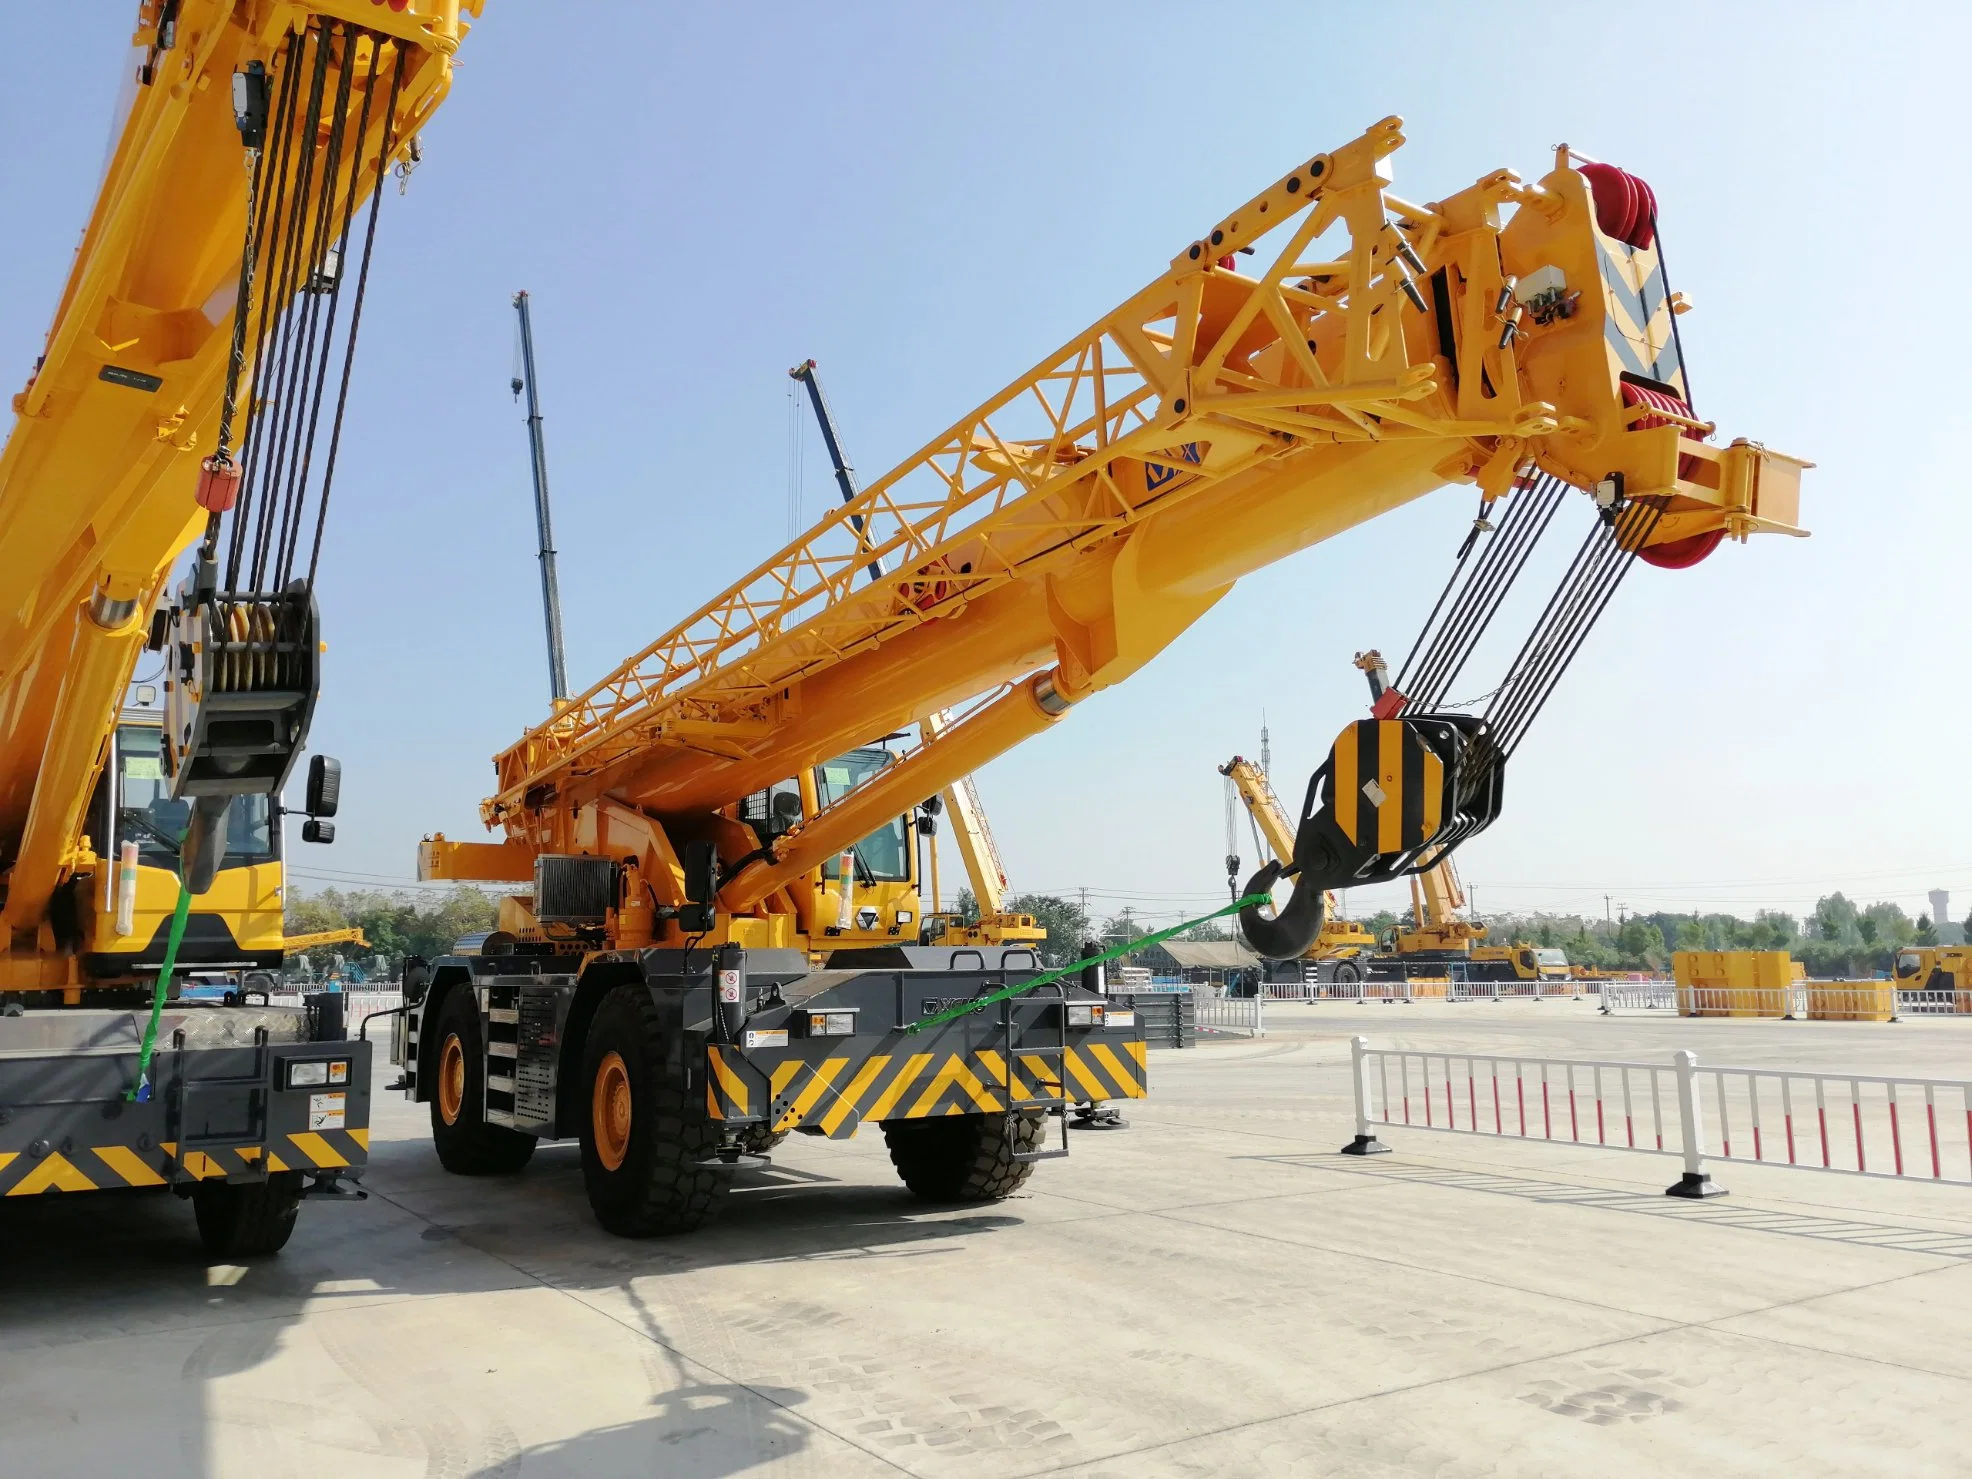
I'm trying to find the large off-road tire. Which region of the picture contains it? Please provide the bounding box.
[1332,961,1361,986]
[429,987,537,1175]
[881,1112,1045,1202]
[579,985,728,1237]
[193,1171,305,1258]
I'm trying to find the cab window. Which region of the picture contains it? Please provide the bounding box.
[815,749,911,883]
[1535,949,1569,969]
[116,726,277,869]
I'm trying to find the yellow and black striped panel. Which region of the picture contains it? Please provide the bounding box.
[705,1045,756,1120]
[1596,237,1685,398]
[0,1130,370,1196]
[713,1040,1149,1137]
[1328,719,1444,855]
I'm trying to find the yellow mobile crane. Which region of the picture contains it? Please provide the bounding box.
[0,2,477,1255]
[412,119,1806,1237]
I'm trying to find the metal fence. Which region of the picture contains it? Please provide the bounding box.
[1193,993,1265,1037]
[1596,980,1679,1013]
[1597,980,1972,1022]
[1345,1035,1972,1194]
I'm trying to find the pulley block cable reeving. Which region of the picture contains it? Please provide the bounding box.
[200,20,405,610]
[1474,494,1665,764]
[1393,473,1568,712]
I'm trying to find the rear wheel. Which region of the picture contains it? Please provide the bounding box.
[193,1171,304,1258]
[579,985,728,1236]
[428,987,536,1175]
[882,1112,1044,1202]
[1332,961,1361,986]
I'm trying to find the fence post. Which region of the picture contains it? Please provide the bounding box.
[1253,993,1266,1038]
[1665,1048,1726,1198]
[1340,1036,1391,1156]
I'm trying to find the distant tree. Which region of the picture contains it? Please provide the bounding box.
[1862,901,1914,951]
[953,888,981,926]
[284,885,497,979]
[1674,919,1708,953]
[1004,893,1094,968]
[1916,914,1938,947]
[1618,919,1667,969]
[1814,893,1858,942]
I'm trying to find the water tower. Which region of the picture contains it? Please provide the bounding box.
[1930,889,1962,946]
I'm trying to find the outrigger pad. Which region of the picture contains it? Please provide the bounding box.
[1239,715,1503,959]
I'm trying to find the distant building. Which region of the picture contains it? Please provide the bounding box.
[1930,889,1963,946]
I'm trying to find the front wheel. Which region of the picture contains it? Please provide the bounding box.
[578,985,728,1237]
[882,1112,1044,1202]
[428,987,536,1175]
[193,1171,304,1258]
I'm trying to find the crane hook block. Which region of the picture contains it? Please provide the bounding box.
[1238,715,1503,959]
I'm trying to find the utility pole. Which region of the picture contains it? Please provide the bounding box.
[511,290,568,704]
[1604,893,1612,925]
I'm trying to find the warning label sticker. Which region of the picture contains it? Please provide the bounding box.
[308,1092,347,1131]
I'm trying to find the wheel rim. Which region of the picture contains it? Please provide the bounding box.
[593,1050,632,1171]
[438,1034,466,1125]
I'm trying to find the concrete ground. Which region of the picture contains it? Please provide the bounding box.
[4,1000,1970,1477]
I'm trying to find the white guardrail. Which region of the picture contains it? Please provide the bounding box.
[1345,1035,1972,1195]
[1264,977,1589,1004]
[1597,980,1972,1022]
[1192,993,1265,1037]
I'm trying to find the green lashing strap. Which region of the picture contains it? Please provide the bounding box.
[127,872,192,1102]
[903,890,1274,1035]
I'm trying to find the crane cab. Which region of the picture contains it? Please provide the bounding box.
[61,699,286,995]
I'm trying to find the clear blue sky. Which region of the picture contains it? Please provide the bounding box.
[6,3,1967,929]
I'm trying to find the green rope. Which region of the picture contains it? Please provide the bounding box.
[903,890,1273,1035]
[127,872,192,1102]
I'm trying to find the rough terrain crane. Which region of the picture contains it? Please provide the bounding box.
[411,119,1807,1237]
[0,1,478,1255]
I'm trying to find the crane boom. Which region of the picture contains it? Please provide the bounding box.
[433,118,1805,958]
[0,1,472,968]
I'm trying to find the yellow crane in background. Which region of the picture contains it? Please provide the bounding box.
[408,118,1807,1236]
[283,925,370,954]
[0,1,479,1256]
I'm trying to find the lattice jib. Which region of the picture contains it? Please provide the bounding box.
[486,120,1465,821]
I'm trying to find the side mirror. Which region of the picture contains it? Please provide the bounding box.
[771,790,803,825]
[680,840,720,933]
[302,817,335,844]
[306,755,341,818]
[920,793,943,817]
